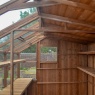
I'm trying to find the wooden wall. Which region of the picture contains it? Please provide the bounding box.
[37,38,88,95]
[88,43,95,95]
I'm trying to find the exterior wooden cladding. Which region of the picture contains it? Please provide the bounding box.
[37,39,88,95]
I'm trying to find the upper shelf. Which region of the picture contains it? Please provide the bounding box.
[78,51,95,55]
[0,59,26,67]
[77,66,95,77]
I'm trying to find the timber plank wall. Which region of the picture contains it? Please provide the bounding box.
[36,38,88,95]
[88,43,95,95]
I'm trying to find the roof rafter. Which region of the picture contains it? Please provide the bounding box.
[4,32,42,52]
[16,35,45,52]
[40,13,95,29]
[14,32,44,52]
[16,25,95,34]
[0,0,29,15]
[0,13,39,38]
[11,1,60,10]
[0,23,39,48]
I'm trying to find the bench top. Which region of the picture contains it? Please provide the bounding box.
[0,78,32,95]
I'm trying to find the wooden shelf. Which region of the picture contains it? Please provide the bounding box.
[0,78,32,95]
[77,66,95,77]
[37,81,87,84]
[78,51,95,55]
[0,59,26,67]
[37,68,76,70]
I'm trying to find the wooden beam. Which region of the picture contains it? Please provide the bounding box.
[0,0,29,15]
[49,0,95,12]
[11,1,60,10]
[36,41,41,68]
[45,32,94,42]
[4,31,40,52]
[14,33,44,51]
[0,22,39,48]
[16,26,95,34]
[0,13,38,38]
[18,36,45,52]
[40,13,95,29]
[45,33,94,43]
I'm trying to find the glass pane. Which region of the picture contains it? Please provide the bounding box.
[0,9,37,30]
[0,0,10,5]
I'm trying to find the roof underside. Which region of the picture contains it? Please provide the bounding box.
[0,0,95,52]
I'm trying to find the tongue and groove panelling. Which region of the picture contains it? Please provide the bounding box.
[37,38,88,95]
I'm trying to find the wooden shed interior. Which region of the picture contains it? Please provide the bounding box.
[1,0,95,95]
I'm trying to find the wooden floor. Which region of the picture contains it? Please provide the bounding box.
[0,78,32,95]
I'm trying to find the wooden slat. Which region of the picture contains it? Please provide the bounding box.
[0,59,26,67]
[78,51,95,55]
[0,78,32,95]
[77,67,95,77]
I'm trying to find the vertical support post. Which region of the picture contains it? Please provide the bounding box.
[10,31,14,95]
[36,41,41,68]
[17,53,20,78]
[3,53,8,87]
[36,41,41,80]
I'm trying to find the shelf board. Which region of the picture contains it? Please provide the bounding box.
[37,68,76,70]
[78,51,95,55]
[77,66,95,77]
[0,59,26,67]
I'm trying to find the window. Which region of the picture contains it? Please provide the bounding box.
[41,47,57,62]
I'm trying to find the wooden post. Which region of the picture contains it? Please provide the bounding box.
[10,31,14,95]
[17,53,20,78]
[36,41,41,68]
[3,53,8,87]
[36,41,41,80]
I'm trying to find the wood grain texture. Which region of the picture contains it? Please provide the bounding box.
[37,39,88,95]
[0,78,32,95]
